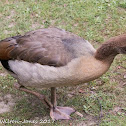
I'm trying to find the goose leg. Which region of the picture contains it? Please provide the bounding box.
[50,87,75,120]
[14,83,75,121]
[14,83,53,108]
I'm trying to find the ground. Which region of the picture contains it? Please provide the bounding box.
[0,0,126,126]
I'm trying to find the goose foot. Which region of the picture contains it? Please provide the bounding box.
[50,106,75,120]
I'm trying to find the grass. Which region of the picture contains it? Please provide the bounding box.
[0,0,126,126]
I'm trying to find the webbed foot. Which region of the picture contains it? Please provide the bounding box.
[50,106,75,120]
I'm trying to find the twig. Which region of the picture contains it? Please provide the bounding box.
[96,97,103,126]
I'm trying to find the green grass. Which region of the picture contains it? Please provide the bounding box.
[0,0,126,126]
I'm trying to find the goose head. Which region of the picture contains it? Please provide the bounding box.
[95,34,126,62]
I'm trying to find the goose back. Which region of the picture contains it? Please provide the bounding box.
[0,28,96,67]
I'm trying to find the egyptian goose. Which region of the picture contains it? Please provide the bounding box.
[0,28,126,120]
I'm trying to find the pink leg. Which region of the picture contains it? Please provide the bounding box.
[50,87,75,120]
[14,83,52,108]
[14,83,75,121]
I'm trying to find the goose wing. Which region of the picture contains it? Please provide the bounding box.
[0,28,95,67]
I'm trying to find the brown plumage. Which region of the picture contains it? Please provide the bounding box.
[95,34,126,61]
[0,28,95,67]
[0,28,126,120]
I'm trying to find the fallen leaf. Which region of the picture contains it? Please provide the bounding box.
[75,111,83,117]
[79,89,84,93]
